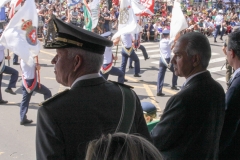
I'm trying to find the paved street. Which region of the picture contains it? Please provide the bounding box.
[0,35,227,159]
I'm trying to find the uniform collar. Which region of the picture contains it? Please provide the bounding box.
[71,73,101,88]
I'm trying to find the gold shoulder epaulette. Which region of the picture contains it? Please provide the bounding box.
[39,89,69,106]
[108,80,134,89]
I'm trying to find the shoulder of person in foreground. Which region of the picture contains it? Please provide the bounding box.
[109,80,151,141]
[108,80,134,89]
[39,89,69,107]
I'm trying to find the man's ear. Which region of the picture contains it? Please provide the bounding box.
[192,54,201,67]
[73,55,82,72]
[230,49,236,59]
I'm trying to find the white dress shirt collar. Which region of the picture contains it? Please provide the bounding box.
[183,70,207,87]
[229,68,240,83]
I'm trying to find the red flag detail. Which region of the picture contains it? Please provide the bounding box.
[9,0,23,19]
[140,0,154,16]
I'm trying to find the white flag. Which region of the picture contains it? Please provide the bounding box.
[9,0,23,18]
[0,0,40,67]
[112,0,142,40]
[169,0,188,41]
[88,0,100,29]
[0,0,11,8]
[132,0,153,15]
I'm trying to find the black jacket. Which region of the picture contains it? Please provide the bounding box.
[36,77,150,160]
[151,71,225,160]
[219,72,240,159]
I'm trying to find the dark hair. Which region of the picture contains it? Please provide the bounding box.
[227,29,240,59]
[85,133,162,160]
[179,32,211,69]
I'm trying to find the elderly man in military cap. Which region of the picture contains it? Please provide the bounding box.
[36,17,150,160]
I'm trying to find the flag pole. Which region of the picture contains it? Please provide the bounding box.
[36,56,41,89]
[7,49,10,66]
[114,44,118,66]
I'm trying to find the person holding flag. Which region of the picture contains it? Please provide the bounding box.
[100,31,124,83]
[157,29,179,97]
[0,0,51,124]
[129,32,150,69]
[20,57,52,125]
[114,33,141,78]
[0,30,19,104]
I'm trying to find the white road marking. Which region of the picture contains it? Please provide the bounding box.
[209,57,226,63]
[216,77,226,82]
[208,66,226,72]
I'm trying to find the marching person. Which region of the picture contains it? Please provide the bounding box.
[151,32,225,159]
[157,29,178,96]
[129,33,150,69]
[36,17,150,159]
[20,58,52,125]
[214,9,225,42]
[114,33,141,78]
[0,30,18,104]
[219,29,240,159]
[100,31,124,83]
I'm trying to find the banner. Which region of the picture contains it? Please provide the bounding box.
[83,0,92,31]
[112,0,146,40]
[169,0,188,42]
[9,0,23,19]
[67,0,81,7]
[140,0,154,16]
[112,0,119,5]
[88,0,100,29]
[0,0,40,66]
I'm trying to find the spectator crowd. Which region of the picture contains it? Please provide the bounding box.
[1,0,239,42]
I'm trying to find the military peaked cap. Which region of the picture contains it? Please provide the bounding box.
[44,17,113,54]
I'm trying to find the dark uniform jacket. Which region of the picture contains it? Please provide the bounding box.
[219,72,240,159]
[36,77,150,160]
[151,71,225,160]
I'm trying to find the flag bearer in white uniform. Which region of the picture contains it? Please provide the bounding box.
[20,58,52,125]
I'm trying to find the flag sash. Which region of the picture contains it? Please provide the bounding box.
[101,55,114,74]
[101,62,113,74]
[122,46,133,56]
[22,72,37,93]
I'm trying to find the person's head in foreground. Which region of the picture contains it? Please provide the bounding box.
[85,133,162,160]
[141,102,157,123]
[171,32,211,79]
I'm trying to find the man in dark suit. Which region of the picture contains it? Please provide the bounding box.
[36,17,151,160]
[219,29,240,159]
[151,32,225,159]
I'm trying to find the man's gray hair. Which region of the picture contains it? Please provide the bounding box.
[66,48,103,74]
[227,29,240,59]
[180,32,211,69]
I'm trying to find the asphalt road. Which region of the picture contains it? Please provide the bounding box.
[0,35,227,159]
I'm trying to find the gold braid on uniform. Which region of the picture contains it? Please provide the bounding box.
[56,37,83,47]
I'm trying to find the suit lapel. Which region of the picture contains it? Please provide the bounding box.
[229,72,240,87]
